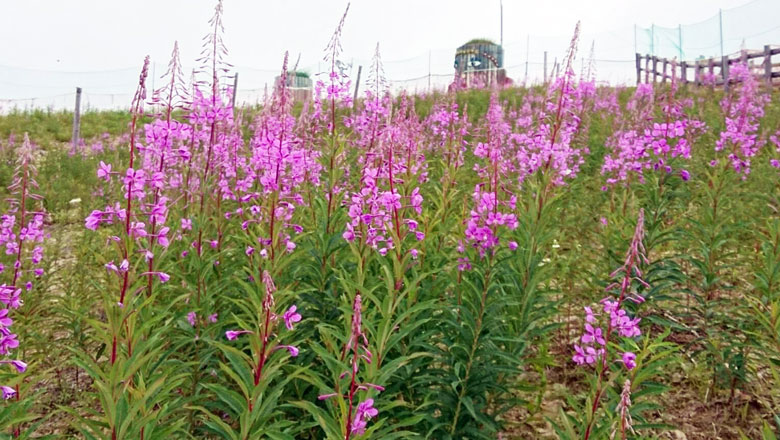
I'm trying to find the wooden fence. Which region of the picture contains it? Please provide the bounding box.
[635,45,780,90]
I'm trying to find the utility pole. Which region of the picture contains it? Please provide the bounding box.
[524,34,529,83]
[500,0,503,47]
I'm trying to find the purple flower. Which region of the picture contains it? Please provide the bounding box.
[276,345,299,357]
[680,169,690,181]
[0,360,26,373]
[225,330,251,341]
[283,305,302,330]
[622,352,637,370]
[0,333,19,355]
[584,306,596,323]
[581,323,606,346]
[187,312,197,327]
[351,398,378,435]
[97,161,112,182]
[572,344,600,365]
[208,313,218,323]
[0,386,15,399]
[85,210,103,231]
[0,309,13,328]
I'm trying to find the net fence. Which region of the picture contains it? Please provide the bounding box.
[636,0,780,60]
[2,0,778,111]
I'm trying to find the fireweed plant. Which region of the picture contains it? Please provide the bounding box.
[685,62,771,403]
[78,56,191,440]
[575,210,647,439]
[421,23,597,439]
[315,295,384,439]
[601,62,706,206]
[0,133,45,437]
[6,1,780,438]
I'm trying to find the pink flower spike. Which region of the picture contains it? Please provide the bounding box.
[283,305,302,330]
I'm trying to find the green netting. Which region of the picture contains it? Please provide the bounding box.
[637,0,780,60]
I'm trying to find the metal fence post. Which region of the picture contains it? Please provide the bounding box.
[352,65,362,106]
[232,72,238,110]
[635,53,641,84]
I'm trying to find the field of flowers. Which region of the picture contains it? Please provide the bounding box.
[0,3,779,439]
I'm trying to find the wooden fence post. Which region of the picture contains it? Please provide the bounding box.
[681,61,688,84]
[544,51,548,83]
[765,45,773,87]
[645,55,650,83]
[722,56,730,92]
[652,56,658,82]
[71,87,82,148]
[635,53,641,84]
[695,61,702,86]
[662,58,668,83]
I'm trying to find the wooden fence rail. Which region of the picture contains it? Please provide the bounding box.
[636,45,780,90]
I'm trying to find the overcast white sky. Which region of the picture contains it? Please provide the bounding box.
[1,0,772,107]
[1,0,756,70]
